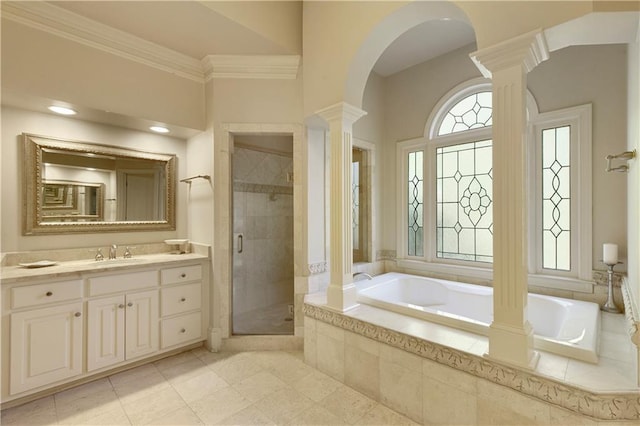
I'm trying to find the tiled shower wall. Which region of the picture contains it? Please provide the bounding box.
[233,147,294,316]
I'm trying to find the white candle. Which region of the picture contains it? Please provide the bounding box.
[603,243,618,265]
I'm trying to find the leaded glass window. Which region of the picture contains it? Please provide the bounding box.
[542,126,571,271]
[408,151,424,256]
[436,140,493,262]
[438,92,492,136]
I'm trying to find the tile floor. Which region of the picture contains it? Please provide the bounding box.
[1,348,417,426]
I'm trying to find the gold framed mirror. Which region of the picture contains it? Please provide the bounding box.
[23,133,176,235]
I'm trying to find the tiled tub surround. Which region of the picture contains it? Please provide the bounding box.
[357,273,600,363]
[304,294,640,423]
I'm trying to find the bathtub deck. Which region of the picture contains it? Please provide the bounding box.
[305,292,638,393]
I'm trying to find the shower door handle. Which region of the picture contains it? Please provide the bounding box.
[237,234,243,254]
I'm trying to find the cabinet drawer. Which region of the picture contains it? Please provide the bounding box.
[11,280,82,309]
[160,283,201,317]
[161,311,202,348]
[161,265,202,285]
[88,270,158,296]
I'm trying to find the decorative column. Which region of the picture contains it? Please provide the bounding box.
[471,30,549,369]
[316,102,367,312]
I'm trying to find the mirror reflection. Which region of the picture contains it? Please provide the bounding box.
[23,133,176,235]
[42,180,104,221]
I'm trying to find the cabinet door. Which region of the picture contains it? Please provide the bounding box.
[125,290,159,360]
[10,302,83,395]
[87,295,125,371]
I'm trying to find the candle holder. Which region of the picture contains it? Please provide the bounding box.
[602,261,622,313]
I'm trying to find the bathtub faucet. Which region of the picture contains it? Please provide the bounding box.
[109,244,117,260]
[353,272,373,281]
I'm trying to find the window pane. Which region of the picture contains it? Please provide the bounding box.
[438,92,492,136]
[408,151,424,256]
[542,125,571,271]
[436,140,493,262]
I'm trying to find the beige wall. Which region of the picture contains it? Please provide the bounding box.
[0,106,189,253]
[204,1,303,54]
[302,1,596,116]
[455,1,593,47]
[529,44,629,272]
[185,129,214,246]
[207,75,303,338]
[302,0,408,115]
[1,20,205,131]
[375,43,628,274]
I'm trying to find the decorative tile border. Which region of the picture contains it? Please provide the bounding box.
[307,262,327,275]
[376,250,396,261]
[233,182,292,195]
[303,302,640,421]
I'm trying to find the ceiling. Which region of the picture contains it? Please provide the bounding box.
[52,1,475,77]
[52,1,299,57]
[373,19,476,77]
[2,1,476,137]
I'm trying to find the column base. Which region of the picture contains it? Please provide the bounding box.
[485,321,539,370]
[326,282,359,312]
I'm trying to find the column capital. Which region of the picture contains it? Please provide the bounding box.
[470,29,549,78]
[315,102,367,127]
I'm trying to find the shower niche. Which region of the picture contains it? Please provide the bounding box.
[231,134,294,335]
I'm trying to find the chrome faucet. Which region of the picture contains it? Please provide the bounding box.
[353,272,373,281]
[109,244,117,260]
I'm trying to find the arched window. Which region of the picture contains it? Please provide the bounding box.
[437,91,492,135]
[397,78,592,290]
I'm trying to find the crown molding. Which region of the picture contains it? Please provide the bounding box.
[2,1,206,83]
[3,2,302,84]
[201,55,300,81]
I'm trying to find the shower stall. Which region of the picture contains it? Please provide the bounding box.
[232,135,294,335]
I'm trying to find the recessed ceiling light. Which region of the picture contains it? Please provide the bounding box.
[48,105,77,115]
[150,126,170,134]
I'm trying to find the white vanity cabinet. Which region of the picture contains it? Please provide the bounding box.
[86,290,159,371]
[86,270,159,371]
[8,279,84,395]
[1,255,209,405]
[160,265,203,349]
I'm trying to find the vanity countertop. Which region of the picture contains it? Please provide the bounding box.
[0,253,209,285]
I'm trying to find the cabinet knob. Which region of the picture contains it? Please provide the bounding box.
[118,304,125,309]
[180,297,186,302]
[127,302,133,307]
[180,328,186,333]
[180,273,186,278]
[74,312,81,317]
[46,291,53,297]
